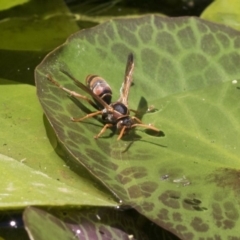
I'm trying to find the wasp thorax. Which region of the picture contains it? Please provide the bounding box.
[112,102,129,115]
[116,116,133,129]
[86,75,112,105]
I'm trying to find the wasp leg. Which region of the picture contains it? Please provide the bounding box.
[131,116,159,132]
[117,126,127,140]
[46,74,97,108]
[129,109,138,114]
[147,105,156,113]
[94,123,113,139]
[131,116,143,124]
[131,123,160,132]
[71,111,102,122]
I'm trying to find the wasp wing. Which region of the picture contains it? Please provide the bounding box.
[60,70,111,110]
[118,53,134,107]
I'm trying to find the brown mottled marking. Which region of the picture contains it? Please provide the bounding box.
[142,201,154,211]
[157,208,170,221]
[172,212,182,222]
[158,190,181,209]
[190,217,209,232]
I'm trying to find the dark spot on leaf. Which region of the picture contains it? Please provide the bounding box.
[94,170,112,181]
[157,208,170,221]
[184,198,201,205]
[216,32,230,49]
[192,206,208,211]
[65,139,80,149]
[182,232,194,240]
[224,201,239,221]
[155,31,180,55]
[190,217,209,232]
[48,117,65,130]
[177,26,196,49]
[176,224,187,232]
[96,48,108,59]
[204,66,222,84]
[139,24,153,44]
[212,202,223,222]
[85,148,106,162]
[128,181,158,199]
[165,19,180,31]
[97,32,109,47]
[91,162,110,173]
[141,48,159,80]
[172,212,182,222]
[111,43,132,62]
[70,149,91,165]
[159,190,181,209]
[127,185,142,198]
[158,57,180,90]
[234,37,240,49]
[120,166,147,178]
[222,219,235,229]
[207,168,240,194]
[227,237,240,240]
[44,99,65,112]
[117,174,131,185]
[201,34,220,56]
[84,30,96,45]
[116,23,138,47]
[196,21,208,33]
[182,53,208,74]
[140,181,158,194]
[219,52,240,75]
[84,147,119,170]
[67,130,91,145]
[141,201,154,212]
[153,15,164,29]
[213,191,227,202]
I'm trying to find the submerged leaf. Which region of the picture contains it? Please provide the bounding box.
[36,15,240,239]
[23,206,177,240]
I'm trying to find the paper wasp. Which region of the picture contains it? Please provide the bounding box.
[46,53,159,140]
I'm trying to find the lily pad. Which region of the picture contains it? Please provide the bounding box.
[0,0,79,51]
[0,0,29,11]
[23,206,176,240]
[35,15,240,239]
[201,0,240,31]
[0,78,116,209]
[0,154,112,208]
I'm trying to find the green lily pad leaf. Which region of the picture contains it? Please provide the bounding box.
[0,0,29,11]
[35,15,240,239]
[0,0,79,51]
[23,207,74,240]
[0,78,116,208]
[0,154,112,208]
[23,206,177,240]
[201,0,240,30]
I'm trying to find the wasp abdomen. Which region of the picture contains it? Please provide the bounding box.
[86,75,112,105]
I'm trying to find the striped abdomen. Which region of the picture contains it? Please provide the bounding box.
[86,75,112,105]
